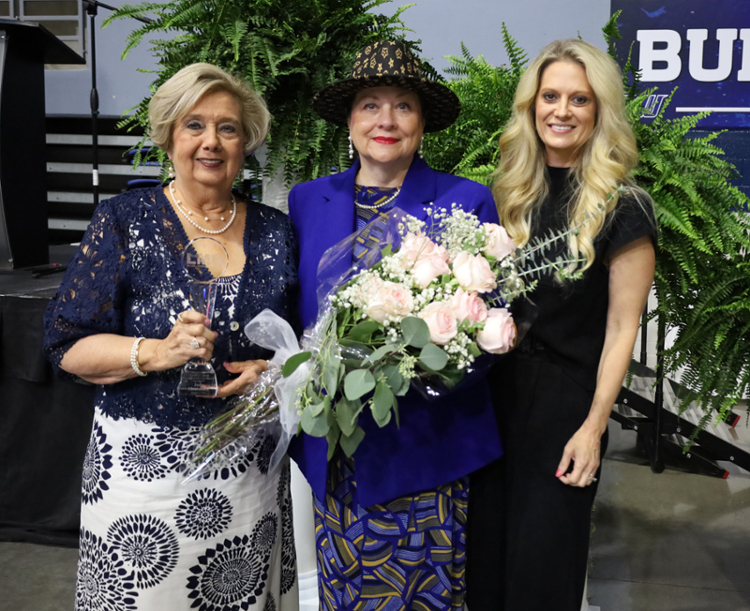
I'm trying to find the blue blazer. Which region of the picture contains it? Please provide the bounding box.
[287,155,503,507]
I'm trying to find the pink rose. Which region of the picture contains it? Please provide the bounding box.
[451,288,489,324]
[364,281,415,323]
[411,253,451,288]
[483,223,517,260]
[418,301,458,345]
[399,232,448,265]
[452,251,497,293]
[476,308,516,354]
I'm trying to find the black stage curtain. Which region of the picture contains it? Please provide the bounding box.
[0,289,95,547]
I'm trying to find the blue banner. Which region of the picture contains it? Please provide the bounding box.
[611,0,750,128]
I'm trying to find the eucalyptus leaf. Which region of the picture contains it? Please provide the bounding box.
[372,381,395,426]
[468,341,482,358]
[281,351,311,378]
[348,320,382,343]
[396,375,411,396]
[373,408,391,428]
[382,364,403,392]
[340,426,366,457]
[301,408,329,437]
[334,396,362,437]
[365,342,404,365]
[401,317,431,348]
[325,420,341,462]
[308,396,330,417]
[344,369,376,400]
[419,344,449,371]
[323,356,341,395]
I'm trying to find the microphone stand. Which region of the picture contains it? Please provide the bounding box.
[82,1,151,205]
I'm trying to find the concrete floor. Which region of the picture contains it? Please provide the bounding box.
[2,423,750,611]
[588,426,750,611]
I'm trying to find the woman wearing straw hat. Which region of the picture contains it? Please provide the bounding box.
[288,40,503,610]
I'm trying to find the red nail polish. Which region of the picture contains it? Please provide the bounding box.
[556,469,563,477]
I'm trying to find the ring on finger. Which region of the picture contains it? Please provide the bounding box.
[177,313,185,323]
[588,474,598,483]
[190,338,200,349]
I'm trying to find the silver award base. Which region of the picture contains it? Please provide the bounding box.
[177,360,219,397]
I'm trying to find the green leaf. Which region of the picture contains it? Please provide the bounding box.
[396,375,411,396]
[325,419,341,462]
[382,364,404,392]
[323,355,342,395]
[344,369,376,400]
[468,342,482,357]
[308,396,330,417]
[419,344,449,371]
[365,342,405,364]
[348,320,382,343]
[301,407,329,438]
[372,381,395,426]
[401,317,431,348]
[334,396,363,437]
[282,351,311,378]
[340,426,366,457]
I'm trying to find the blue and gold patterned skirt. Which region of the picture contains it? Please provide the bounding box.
[314,457,469,611]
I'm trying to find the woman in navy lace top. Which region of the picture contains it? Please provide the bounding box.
[44,64,299,611]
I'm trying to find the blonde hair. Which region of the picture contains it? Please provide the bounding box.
[148,63,270,156]
[493,39,643,269]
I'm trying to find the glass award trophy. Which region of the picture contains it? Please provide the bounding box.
[178,237,229,397]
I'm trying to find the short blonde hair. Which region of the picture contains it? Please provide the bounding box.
[493,39,643,270]
[148,63,270,156]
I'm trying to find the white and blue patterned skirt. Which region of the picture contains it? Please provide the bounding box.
[76,406,298,611]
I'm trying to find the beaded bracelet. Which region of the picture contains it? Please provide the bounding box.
[130,337,147,377]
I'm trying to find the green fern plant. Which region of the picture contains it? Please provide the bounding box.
[422,25,526,183]
[104,0,423,186]
[430,15,750,424]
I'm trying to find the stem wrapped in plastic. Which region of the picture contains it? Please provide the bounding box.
[183,309,313,482]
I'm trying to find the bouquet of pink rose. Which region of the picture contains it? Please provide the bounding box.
[274,204,583,459]
[185,204,583,476]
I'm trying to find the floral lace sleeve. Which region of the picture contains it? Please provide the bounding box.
[43,197,129,371]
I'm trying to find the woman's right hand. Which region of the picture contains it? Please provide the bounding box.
[148,310,218,370]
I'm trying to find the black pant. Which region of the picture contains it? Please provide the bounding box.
[466,352,607,611]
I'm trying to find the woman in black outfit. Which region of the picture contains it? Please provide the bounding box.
[466,39,656,610]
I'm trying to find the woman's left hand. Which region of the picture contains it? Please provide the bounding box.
[556,424,602,487]
[216,360,268,398]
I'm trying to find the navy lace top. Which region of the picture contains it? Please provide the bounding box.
[43,186,299,429]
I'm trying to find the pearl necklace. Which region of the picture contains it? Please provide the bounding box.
[169,181,237,235]
[355,187,401,210]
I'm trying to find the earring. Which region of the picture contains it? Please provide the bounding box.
[168,162,175,180]
[348,135,354,160]
[419,136,424,159]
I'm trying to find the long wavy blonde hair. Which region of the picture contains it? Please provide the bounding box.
[493,39,641,269]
